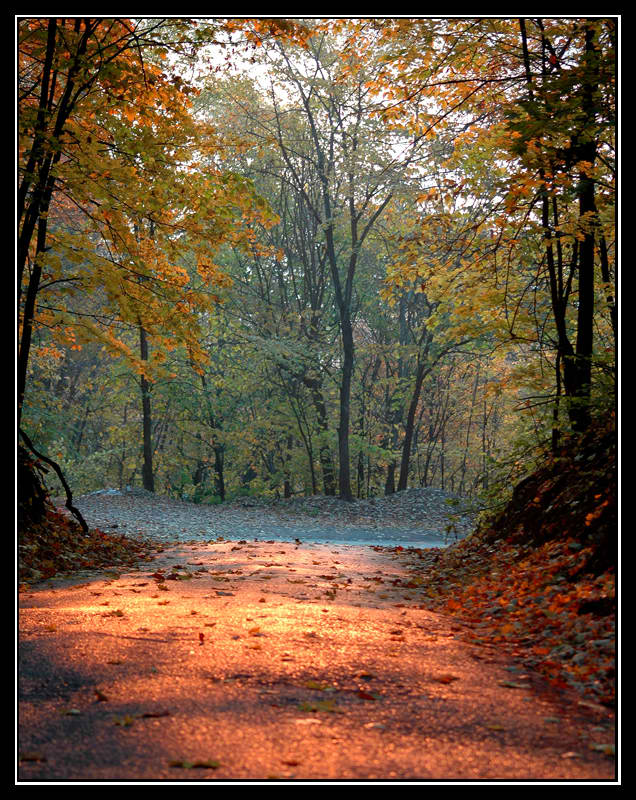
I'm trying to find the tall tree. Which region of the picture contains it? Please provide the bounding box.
[341,17,616,440]
[18,17,283,474]
[206,24,428,499]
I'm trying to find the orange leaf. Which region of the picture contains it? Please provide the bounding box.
[434,674,460,684]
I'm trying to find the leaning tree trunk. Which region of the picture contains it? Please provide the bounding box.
[18,430,89,532]
[397,359,429,492]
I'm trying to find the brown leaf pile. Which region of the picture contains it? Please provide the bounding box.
[18,505,161,586]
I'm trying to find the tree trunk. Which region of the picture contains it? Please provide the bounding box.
[385,463,396,495]
[598,234,616,343]
[570,24,598,432]
[357,451,364,498]
[319,448,336,496]
[19,429,88,532]
[213,446,225,501]
[139,325,155,492]
[520,17,598,433]
[18,21,93,427]
[397,359,429,492]
[18,260,42,430]
[18,444,49,530]
[303,375,335,495]
[459,366,480,496]
[284,434,294,498]
[337,312,355,501]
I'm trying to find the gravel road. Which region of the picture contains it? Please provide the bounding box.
[66,486,478,548]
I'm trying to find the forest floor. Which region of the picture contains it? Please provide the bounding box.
[18,487,617,783]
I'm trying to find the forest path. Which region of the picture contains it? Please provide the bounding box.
[60,486,477,549]
[18,539,615,782]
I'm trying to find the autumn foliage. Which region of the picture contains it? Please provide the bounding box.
[16,21,617,779]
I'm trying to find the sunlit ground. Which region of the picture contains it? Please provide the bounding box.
[18,540,616,782]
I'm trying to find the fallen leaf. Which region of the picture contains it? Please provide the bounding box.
[578,699,608,713]
[498,681,528,689]
[434,674,460,684]
[305,680,327,690]
[298,700,340,713]
[169,759,220,769]
[19,752,47,762]
[590,743,615,756]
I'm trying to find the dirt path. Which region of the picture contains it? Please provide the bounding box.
[18,539,616,783]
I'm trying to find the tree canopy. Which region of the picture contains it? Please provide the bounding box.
[18,16,616,506]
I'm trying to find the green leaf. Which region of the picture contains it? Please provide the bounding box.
[169,759,221,769]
